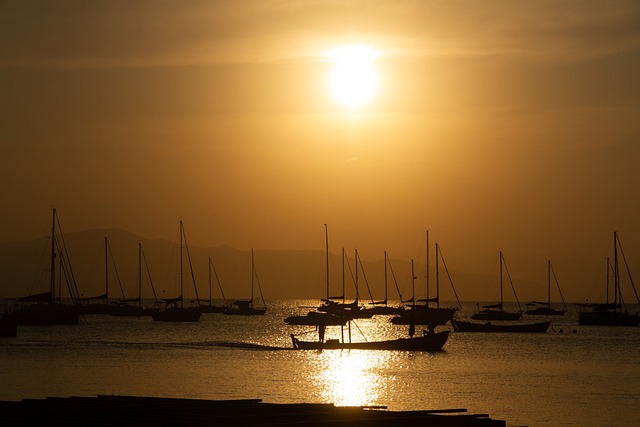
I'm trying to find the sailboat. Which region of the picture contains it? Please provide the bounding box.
[472,251,522,321]
[578,231,640,326]
[453,251,551,333]
[317,248,373,319]
[526,260,567,315]
[7,208,80,325]
[77,238,110,315]
[365,251,404,315]
[223,249,267,315]
[391,232,460,326]
[152,221,201,322]
[285,225,348,326]
[193,257,229,313]
[110,242,160,317]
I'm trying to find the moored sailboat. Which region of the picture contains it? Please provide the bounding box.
[6,209,80,325]
[152,221,201,322]
[223,249,267,316]
[77,237,112,315]
[110,242,160,317]
[285,225,350,325]
[193,257,228,313]
[578,231,640,326]
[391,233,460,326]
[526,260,567,316]
[472,251,522,321]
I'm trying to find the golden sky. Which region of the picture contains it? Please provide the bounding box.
[1,1,640,290]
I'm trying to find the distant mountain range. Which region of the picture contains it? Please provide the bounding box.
[0,228,625,305]
[0,228,483,302]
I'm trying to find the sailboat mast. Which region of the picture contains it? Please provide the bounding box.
[499,251,504,311]
[138,242,142,307]
[355,249,359,302]
[613,231,619,310]
[50,208,57,303]
[341,248,345,304]
[251,248,255,306]
[208,257,212,305]
[384,250,388,304]
[325,224,329,301]
[411,259,415,307]
[435,242,440,308]
[606,256,610,306]
[426,230,429,306]
[180,220,184,308]
[104,237,109,304]
[547,259,551,307]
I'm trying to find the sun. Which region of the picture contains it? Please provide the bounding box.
[327,45,380,109]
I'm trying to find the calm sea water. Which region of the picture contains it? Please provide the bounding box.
[1,300,638,427]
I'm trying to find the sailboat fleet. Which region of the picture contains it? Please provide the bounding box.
[577,231,640,326]
[2,212,639,345]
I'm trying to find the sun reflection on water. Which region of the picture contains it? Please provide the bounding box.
[310,351,393,407]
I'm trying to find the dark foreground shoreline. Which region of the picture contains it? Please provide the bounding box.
[0,395,507,426]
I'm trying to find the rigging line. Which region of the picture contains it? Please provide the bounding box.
[385,253,404,302]
[350,319,368,342]
[616,234,640,305]
[209,257,227,302]
[181,225,201,304]
[437,246,462,309]
[356,251,375,303]
[59,252,80,302]
[106,239,127,300]
[501,254,522,312]
[55,239,80,301]
[550,262,568,309]
[54,217,81,302]
[141,246,159,303]
[254,264,266,308]
[344,253,359,301]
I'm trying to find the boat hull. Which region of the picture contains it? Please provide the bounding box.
[291,331,449,351]
[390,307,456,326]
[451,319,551,333]
[195,304,228,314]
[7,304,79,325]
[471,310,522,321]
[110,305,160,317]
[152,307,201,322]
[526,307,566,316]
[0,316,17,337]
[578,311,640,326]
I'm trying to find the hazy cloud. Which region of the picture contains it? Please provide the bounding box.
[2,1,639,67]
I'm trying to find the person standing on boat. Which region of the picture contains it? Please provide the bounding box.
[409,322,415,338]
[425,321,436,336]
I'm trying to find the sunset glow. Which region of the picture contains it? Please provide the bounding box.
[1,1,639,303]
[327,45,380,108]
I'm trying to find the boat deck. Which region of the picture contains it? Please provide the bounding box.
[0,395,506,426]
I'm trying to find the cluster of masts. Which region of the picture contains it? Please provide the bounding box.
[3,209,267,326]
[2,212,639,343]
